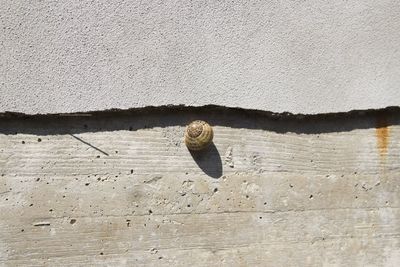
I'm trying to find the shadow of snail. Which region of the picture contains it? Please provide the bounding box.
[185,120,222,179]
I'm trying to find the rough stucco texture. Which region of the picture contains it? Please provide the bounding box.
[1,0,400,115]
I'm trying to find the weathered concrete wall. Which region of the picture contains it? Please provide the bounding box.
[1,0,400,114]
[0,108,399,266]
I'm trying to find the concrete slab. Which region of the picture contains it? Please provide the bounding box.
[0,109,399,266]
[1,0,400,114]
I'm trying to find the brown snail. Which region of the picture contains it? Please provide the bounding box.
[185,120,213,151]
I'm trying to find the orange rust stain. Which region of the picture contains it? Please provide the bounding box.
[375,116,390,157]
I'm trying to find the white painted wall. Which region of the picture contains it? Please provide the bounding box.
[1,0,400,114]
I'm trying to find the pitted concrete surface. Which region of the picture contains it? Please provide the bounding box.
[1,0,400,114]
[0,109,399,266]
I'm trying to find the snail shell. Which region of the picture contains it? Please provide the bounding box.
[185,120,213,151]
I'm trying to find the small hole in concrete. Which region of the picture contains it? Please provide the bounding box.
[70,219,76,224]
[309,195,313,199]
[21,141,25,144]
[37,138,42,142]
[213,188,218,193]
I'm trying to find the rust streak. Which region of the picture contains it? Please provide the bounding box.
[375,116,390,158]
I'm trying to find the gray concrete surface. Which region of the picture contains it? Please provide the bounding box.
[0,108,399,266]
[1,0,400,115]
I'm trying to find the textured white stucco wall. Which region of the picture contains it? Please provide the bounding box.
[1,0,400,114]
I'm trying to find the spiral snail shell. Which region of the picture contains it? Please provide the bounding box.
[185,120,214,151]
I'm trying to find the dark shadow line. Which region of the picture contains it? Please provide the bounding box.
[0,105,399,135]
[69,134,109,156]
